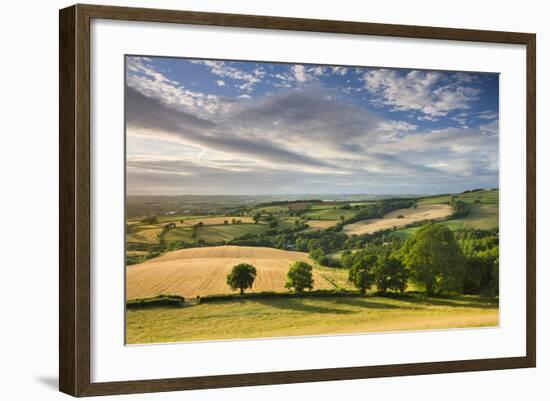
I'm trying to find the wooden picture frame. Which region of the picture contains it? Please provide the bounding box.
[59,3,536,397]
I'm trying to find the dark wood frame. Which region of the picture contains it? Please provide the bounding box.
[59,3,536,397]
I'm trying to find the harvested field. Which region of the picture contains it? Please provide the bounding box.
[126,246,340,299]
[304,220,339,230]
[343,204,453,235]
[126,227,162,244]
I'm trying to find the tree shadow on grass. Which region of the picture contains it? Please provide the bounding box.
[255,297,355,315]
[331,297,410,310]
[382,292,499,309]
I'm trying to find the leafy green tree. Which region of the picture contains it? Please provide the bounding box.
[226,263,257,295]
[348,257,376,295]
[253,213,262,224]
[285,261,314,292]
[374,256,408,295]
[309,248,325,264]
[401,224,465,296]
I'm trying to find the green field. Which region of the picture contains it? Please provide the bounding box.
[249,205,289,215]
[126,294,498,343]
[417,189,498,206]
[303,208,356,220]
[164,223,268,243]
[456,189,499,204]
[416,194,452,205]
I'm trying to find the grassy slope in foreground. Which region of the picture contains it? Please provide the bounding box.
[126,294,499,343]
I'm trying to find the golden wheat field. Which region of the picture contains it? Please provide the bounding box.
[305,220,339,230]
[126,245,342,299]
[343,204,453,235]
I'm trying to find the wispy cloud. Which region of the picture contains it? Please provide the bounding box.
[362,69,480,120]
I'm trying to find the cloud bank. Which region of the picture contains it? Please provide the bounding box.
[125,57,499,195]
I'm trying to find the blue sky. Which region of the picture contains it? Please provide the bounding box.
[125,56,499,195]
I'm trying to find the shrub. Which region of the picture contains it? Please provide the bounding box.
[126,294,185,309]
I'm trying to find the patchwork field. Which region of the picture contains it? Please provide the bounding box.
[302,208,356,220]
[176,216,255,226]
[343,204,453,236]
[126,294,499,343]
[391,204,498,239]
[127,227,163,244]
[126,246,344,299]
[163,223,267,243]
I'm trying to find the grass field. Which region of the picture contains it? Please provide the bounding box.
[163,223,267,243]
[126,294,499,343]
[417,189,498,206]
[416,194,452,205]
[126,246,346,299]
[176,216,255,226]
[303,208,356,220]
[456,189,499,204]
[343,204,453,235]
[249,205,289,215]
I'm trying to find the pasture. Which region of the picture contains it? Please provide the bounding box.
[176,216,255,226]
[163,223,267,243]
[126,246,346,299]
[126,293,499,343]
[303,208,356,220]
[343,204,453,236]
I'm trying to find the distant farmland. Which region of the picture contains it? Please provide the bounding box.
[164,224,267,243]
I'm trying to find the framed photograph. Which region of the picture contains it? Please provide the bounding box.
[59,4,536,397]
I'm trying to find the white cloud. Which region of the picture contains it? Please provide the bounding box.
[477,110,498,120]
[308,66,326,76]
[216,80,225,87]
[362,69,480,119]
[126,57,232,118]
[191,60,261,93]
[331,66,348,75]
[292,65,310,82]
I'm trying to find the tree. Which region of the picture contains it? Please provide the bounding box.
[374,256,408,295]
[285,261,314,292]
[253,213,262,224]
[226,263,257,295]
[309,248,325,264]
[401,224,465,296]
[348,259,376,295]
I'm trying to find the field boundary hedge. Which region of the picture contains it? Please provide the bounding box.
[126,294,185,309]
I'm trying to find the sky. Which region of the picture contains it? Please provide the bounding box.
[125,56,499,196]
